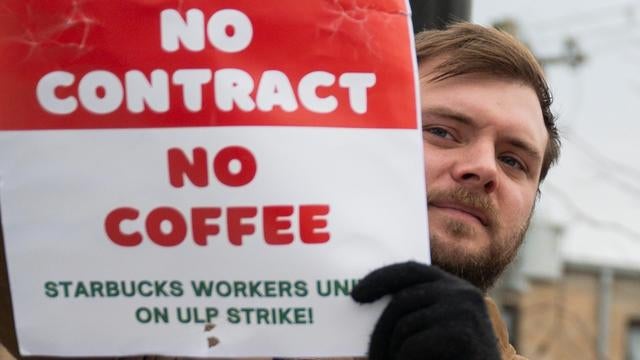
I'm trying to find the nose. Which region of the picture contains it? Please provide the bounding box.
[451,143,498,194]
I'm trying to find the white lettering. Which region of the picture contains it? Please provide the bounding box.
[36,71,77,115]
[160,9,205,52]
[78,70,123,114]
[339,73,376,114]
[207,9,253,53]
[214,69,255,111]
[172,69,213,112]
[298,71,337,114]
[255,70,298,112]
[34,68,374,116]
[125,70,170,113]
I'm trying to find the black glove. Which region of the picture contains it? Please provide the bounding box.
[351,261,501,360]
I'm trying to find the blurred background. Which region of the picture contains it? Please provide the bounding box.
[413,1,640,359]
[0,1,638,359]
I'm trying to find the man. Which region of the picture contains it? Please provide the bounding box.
[351,22,560,360]
[0,22,558,360]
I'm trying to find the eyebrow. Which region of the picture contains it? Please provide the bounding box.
[506,137,542,162]
[422,106,474,127]
[422,106,543,162]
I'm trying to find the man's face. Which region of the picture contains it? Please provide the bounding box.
[420,58,548,290]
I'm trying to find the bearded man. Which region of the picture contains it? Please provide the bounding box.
[0,22,559,360]
[351,22,560,360]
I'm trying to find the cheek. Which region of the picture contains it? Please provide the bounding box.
[423,146,449,186]
[498,188,536,229]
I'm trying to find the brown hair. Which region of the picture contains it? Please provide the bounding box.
[415,22,560,182]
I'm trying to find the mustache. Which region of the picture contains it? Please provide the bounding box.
[427,187,498,228]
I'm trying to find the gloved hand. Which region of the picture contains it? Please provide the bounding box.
[351,261,501,360]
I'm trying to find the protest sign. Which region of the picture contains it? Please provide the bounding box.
[0,0,428,357]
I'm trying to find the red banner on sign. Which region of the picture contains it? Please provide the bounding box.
[0,0,417,131]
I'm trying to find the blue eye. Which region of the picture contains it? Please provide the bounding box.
[423,126,452,139]
[500,155,526,172]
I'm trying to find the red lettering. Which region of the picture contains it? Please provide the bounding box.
[145,207,188,246]
[192,207,221,246]
[105,207,142,246]
[105,204,330,247]
[213,146,257,187]
[168,147,208,188]
[263,206,294,245]
[227,207,257,246]
[299,205,330,244]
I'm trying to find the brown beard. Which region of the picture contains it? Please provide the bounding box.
[428,187,532,291]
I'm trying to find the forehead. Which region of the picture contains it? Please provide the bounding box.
[419,59,548,157]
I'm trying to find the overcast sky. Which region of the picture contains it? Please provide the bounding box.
[472,0,640,270]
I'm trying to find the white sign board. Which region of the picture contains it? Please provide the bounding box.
[0,0,429,357]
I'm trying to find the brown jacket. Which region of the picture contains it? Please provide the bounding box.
[0,297,525,360]
[485,297,528,360]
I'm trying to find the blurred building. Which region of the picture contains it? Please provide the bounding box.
[492,214,640,360]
